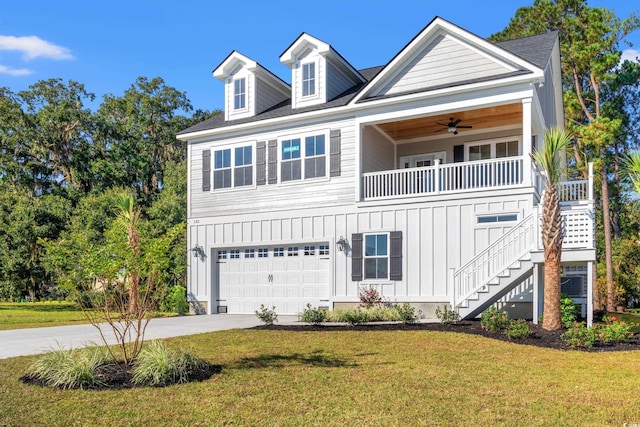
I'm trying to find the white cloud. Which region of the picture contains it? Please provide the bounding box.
[0,35,73,61]
[0,64,33,76]
[621,49,640,63]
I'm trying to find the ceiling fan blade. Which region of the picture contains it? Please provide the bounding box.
[451,118,462,127]
[436,121,449,127]
[434,128,448,132]
[457,125,472,129]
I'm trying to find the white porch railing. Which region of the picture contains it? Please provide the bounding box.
[452,213,535,308]
[362,157,524,200]
[536,206,595,250]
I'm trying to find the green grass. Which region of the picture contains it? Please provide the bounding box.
[1,329,639,426]
[0,302,89,330]
[0,301,177,330]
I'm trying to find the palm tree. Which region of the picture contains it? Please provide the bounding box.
[115,192,142,314]
[533,127,571,331]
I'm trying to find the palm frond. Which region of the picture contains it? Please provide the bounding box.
[532,127,572,186]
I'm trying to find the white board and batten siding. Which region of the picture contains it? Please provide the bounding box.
[188,192,533,314]
[375,34,517,97]
[189,118,355,218]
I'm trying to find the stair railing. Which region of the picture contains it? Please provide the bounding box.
[452,213,535,308]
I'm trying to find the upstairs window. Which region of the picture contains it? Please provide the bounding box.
[213,145,253,190]
[281,138,302,182]
[234,146,253,187]
[304,135,326,179]
[302,62,315,97]
[234,78,246,110]
[214,149,231,189]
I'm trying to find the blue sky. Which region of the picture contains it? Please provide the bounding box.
[1,1,638,113]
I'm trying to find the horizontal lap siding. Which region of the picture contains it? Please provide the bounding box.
[326,61,356,101]
[380,35,514,96]
[189,118,355,218]
[362,126,395,172]
[256,78,289,115]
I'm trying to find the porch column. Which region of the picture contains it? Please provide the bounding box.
[355,121,362,202]
[522,98,533,188]
[587,261,593,327]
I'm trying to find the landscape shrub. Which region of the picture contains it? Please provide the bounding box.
[358,286,383,309]
[395,302,422,324]
[29,345,111,389]
[298,304,327,325]
[504,319,533,339]
[161,285,190,315]
[596,316,633,343]
[132,341,206,386]
[561,321,597,348]
[480,307,510,332]
[435,305,460,325]
[560,293,580,328]
[255,304,278,325]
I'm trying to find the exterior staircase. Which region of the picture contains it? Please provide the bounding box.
[453,213,535,319]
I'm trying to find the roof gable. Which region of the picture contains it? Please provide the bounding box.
[353,17,544,103]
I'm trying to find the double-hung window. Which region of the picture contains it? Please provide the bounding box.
[214,149,231,189]
[234,78,246,110]
[234,146,252,187]
[213,145,253,189]
[364,234,388,280]
[281,138,302,181]
[302,62,315,97]
[304,135,326,179]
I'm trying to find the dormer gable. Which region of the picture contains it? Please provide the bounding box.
[213,51,290,121]
[353,17,545,103]
[280,33,364,109]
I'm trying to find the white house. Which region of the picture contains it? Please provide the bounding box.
[177,17,595,323]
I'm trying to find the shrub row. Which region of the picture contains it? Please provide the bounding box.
[296,303,422,326]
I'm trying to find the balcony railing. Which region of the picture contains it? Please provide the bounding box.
[362,157,524,200]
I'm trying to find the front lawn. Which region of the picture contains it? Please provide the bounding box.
[0,301,176,330]
[1,328,639,426]
[0,301,89,330]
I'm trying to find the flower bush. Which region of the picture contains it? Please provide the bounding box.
[358,286,383,309]
[480,307,510,332]
[561,321,597,348]
[561,317,633,348]
[298,304,327,325]
[255,305,278,325]
[504,319,533,339]
[435,305,460,325]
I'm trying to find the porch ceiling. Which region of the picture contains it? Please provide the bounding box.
[377,103,523,141]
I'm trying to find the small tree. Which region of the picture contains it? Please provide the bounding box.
[45,191,184,364]
[533,127,572,331]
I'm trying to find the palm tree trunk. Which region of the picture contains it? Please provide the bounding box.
[542,186,563,330]
[600,156,615,312]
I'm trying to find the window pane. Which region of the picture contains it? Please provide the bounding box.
[282,139,300,160]
[377,258,388,278]
[315,157,325,177]
[364,259,378,279]
[214,149,230,169]
[365,235,377,256]
[306,136,315,156]
[214,169,231,188]
[377,235,387,256]
[496,142,507,158]
[316,135,325,155]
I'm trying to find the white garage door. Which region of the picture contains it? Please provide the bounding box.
[215,244,330,314]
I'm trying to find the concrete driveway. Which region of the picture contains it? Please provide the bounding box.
[0,314,299,359]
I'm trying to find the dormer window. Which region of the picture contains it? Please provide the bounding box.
[302,62,316,97]
[234,78,246,110]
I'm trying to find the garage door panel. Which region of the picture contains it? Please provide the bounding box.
[217,244,330,315]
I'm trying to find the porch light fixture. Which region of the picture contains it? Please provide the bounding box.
[336,236,348,252]
[191,244,205,258]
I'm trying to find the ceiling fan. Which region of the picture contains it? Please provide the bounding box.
[436,118,472,135]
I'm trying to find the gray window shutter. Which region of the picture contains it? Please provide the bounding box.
[351,233,363,281]
[268,139,277,184]
[202,149,211,191]
[256,141,266,185]
[330,129,341,177]
[389,231,402,281]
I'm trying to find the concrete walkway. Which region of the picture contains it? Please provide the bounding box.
[0,314,299,359]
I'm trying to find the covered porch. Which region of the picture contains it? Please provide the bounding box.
[356,100,546,201]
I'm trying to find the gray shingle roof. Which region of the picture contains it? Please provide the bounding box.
[179,30,557,136]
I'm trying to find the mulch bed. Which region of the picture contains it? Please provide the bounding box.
[20,362,221,391]
[253,320,640,352]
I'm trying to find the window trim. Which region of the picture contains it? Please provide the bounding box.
[208,143,256,192]
[363,232,390,281]
[277,130,329,184]
[475,213,519,226]
[301,61,317,98]
[233,77,247,111]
